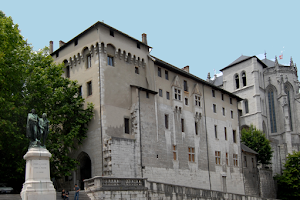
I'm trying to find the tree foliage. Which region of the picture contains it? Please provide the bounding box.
[275,151,300,200]
[241,125,272,164]
[0,11,94,191]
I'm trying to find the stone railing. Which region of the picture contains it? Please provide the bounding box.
[146,180,279,200]
[84,176,147,192]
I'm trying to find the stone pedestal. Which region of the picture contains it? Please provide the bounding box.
[20,147,56,200]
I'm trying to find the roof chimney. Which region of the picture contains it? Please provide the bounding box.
[142,33,147,45]
[59,40,65,47]
[182,65,189,73]
[49,41,53,54]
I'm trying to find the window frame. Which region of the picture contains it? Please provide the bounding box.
[107,55,114,66]
[233,154,238,166]
[159,89,163,97]
[165,114,169,129]
[165,70,169,80]
[158,67,161,77]
[174,88,181,101]
[87,81,92,96]
[215,151,221,165]
[124,118,130,134]
[213,104,217,113]
[188,147,195,162]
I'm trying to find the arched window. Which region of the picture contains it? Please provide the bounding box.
[235,74,239,89]
[284,84,293,131]
[244,99,249,114]
[268,89,277,133]
[242,71,246,87]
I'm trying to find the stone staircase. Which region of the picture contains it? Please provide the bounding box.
[0,191,91,200]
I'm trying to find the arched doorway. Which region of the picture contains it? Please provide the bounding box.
[77,152,91,190]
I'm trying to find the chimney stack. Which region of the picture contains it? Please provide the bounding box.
[142,33,147,45]
[49,41,53,54]
[182,65,189,73]
[59,40,65,47]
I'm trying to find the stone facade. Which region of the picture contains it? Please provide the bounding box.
[51,21,255,196]
[210,55,300,176]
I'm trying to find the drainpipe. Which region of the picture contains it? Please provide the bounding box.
[96,25,104,176]
[138,89,143,178]
[202,84,211,190]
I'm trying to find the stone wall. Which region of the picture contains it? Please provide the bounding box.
[259,168,276,199]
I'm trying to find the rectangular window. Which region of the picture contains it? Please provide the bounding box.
[66,65,70,78]
[174,88,181,100]
[137,43,140,49]
[195,122,198,135]
[213,104,217,113]
[184,80,188,92]
[124,118,129,134]
[222,107,225,116]
[56,52,59,58]
[231,111,233,119]
[78,86,82,97]
[110,30,114,37]
[233,130,237,143]
[252,158,255,168]
[233,154,238,166]
[165,114,169,129]
[224,127,227,140]
[188,147,195,162]
[230,97,232,104]
[195,95,201,107]
[215,125,218,138]
[173,145,177,160]
[244,156,247,167]
[87,81,92,96]
[159,89,163,97]
[146,92,149,98]
[135,66,139,74]
[165,70,169,80]
[107,55,114,66]
[181,118,185,132]
[166,91,170,100]
[185,98,188,105]
[221,94,224,100]
[87,55,91,68]
[215,151,221,165]
[212,90,215,97]
[74,38,78,46]
[158,67,161,77]
[226,153,228,165]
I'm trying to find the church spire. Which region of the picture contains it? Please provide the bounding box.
[290,57,294,67]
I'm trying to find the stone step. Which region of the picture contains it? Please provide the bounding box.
[0,191,91,200]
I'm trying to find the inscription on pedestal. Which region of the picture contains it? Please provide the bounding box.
[32,160,49,179]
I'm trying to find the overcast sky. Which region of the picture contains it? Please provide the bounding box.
[2,0,299,80]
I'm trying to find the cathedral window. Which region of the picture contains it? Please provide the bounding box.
[268,90,277,133]
[235,74,239,89]
[242,71,247,87]
[244,99,249,114]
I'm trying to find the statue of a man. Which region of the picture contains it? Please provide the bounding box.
[39,113,50,147]
[26,109,39,146]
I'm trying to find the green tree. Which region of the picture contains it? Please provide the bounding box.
[275,151,300,200]
[241,125,272,164]
[0,11,94,191]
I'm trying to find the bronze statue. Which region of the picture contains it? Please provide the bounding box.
[26,109,50,148]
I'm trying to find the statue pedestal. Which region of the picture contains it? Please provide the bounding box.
[20,147,56,200]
